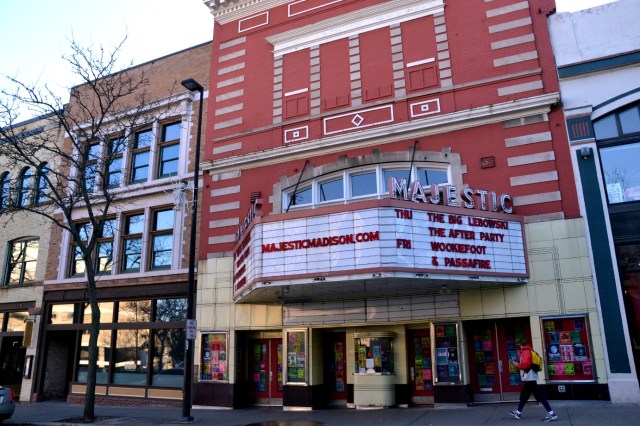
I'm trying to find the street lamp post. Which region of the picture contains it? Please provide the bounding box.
[180,78,204,422]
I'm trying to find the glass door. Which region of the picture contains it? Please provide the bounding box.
[323,333,347,403]
[467,320,530,402]
[408,329,434,404]
[249,339,283,405]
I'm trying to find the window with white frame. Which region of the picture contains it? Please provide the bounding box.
[282,163,449,212]
[70,222,92,277]
[149,209,174,270]
[106,137,125,189]
[67,207,176,278]
[130,129,153,184]
[121,212,145,273]
[83,142,101,193]
[157,122,181,179]
[75,118,184,190]
[97,218,117,274]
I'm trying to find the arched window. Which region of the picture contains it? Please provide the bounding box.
[3,236,39,285]
[35,163,50,204]
[16,167,32,206]
[0,172,10,210]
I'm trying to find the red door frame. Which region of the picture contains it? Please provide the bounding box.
[408,329,434,398]
[249,339,283,401]
[467,320,531,399]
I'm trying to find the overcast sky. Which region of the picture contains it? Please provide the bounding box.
[0,0,616,120]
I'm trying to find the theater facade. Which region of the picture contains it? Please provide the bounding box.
[195,0,617,408]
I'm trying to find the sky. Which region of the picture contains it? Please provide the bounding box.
[0,0,214,117]
[0,0,617,121]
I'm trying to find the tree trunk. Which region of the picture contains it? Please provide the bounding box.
[83,271,100,421]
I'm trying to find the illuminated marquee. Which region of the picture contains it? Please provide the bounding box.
[233,203,527,297]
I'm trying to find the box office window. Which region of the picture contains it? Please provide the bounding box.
[200,332,228,381]
[434,323,461,384]
[355,335,394,375]
[285,329,307,383]
[542,316,594,382]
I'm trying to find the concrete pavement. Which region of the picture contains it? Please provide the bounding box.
[4,400,640,425]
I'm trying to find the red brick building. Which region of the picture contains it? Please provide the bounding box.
[197,0,606,409]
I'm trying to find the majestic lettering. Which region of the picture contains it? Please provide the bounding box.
[236,198,263,240]
[389,178,513,214]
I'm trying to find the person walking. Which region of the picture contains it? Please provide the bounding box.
[509,338,558,422]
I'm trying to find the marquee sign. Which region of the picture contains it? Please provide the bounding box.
[233,201,527,300]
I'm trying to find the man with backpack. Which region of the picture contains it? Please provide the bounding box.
[509,338,558,422]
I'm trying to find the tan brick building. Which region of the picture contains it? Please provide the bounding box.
[0,113,63,402]
[32,42,211,405]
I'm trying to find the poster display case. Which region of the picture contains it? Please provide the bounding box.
[285,329,307,384]
[353,332,395,407]
[200,332,228,381]
[542,316,594,382]
[434,322,461,384]
[354,334,394,375]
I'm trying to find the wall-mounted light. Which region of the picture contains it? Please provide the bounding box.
[579,147,591,159]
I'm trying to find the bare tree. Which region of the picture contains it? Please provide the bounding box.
[0,36,179,421]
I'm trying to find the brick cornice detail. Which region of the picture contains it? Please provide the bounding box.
[267,0,444,56]
[205,0,290,24]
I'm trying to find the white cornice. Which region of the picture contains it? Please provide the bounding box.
[267,0,444,56]
[205,0,291,24]
[203,93,560,175]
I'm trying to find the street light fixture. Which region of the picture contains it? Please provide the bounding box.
[180,77,204,422]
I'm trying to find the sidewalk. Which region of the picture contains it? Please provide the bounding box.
[5,399,640,425]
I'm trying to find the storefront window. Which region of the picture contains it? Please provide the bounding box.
[152,328,185,387]
[82,302,115,323]
[118,300,151,323]
[600,141,640,204]
[200,332,228,381]
[50,304,75,324]
[77,330,112,384]
[156,298,187,322]
[354,335,394,375]
[285,329,307,383]
[542,316,594,382]
[6,311,28,332]
[112,329,149,384]
[434,323,461,384]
